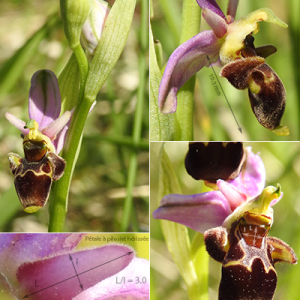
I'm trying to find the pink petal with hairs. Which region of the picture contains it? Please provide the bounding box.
[153,191,232,233]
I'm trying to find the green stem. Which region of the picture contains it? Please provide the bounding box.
[158,0,181,45]
[120,0,147,232]
[72,44,89,105]
[48,43,89,232]
[48,96,93,232]
[175,0,201,141]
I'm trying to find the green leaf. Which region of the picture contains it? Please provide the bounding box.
[191,233,209,300]
[58,53,80,113]
[154,39,163,69]
[150,26,178,141]
[85,0,136,101]
[157,0,181,45]
[0,13,60,97]
[158,145,201,300]
[0,185,21,230]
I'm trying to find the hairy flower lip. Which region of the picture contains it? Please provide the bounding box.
[220,56,266,89]
[220,54,286,130]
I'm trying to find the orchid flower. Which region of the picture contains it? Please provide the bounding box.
[153,142,297,299]
[5,69,72,155]
[205,184,297,300]
[158,0,289,135]
[153,145,269,232]
[0,234,149,300]
[5,70,72,213]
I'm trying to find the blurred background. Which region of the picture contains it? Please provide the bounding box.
[150,142,300,299]
[151,0,299,141]
[0,0,149,232]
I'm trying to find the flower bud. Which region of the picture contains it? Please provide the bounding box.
[80,0,110,55]
[60,0,91,49]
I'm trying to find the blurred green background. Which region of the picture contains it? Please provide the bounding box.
[0,0,149,232]
[151,0,299,141]
[150,142,300,299]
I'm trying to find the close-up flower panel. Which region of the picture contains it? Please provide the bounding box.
[0,0,149,232]
[0,233,149,300]
[150,0,298,141]
[150,142,300,300]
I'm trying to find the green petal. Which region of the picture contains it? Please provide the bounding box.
[220,8,288,65]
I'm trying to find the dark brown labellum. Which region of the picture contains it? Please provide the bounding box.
[248,64,286,130]
[220,34,286,130]
[220,56,265,90]
[13,160,52,209]
[185,142,245,183]
[204,219,297,300]
[219,257,277,300]
[8,142,65,213]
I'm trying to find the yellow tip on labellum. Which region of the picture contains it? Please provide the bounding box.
[24,206,42,213]
[272,125,290,136]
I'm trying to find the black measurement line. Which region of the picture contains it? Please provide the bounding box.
[206,55,242,133]
[23,252,134,298]
[69,254,83,290]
